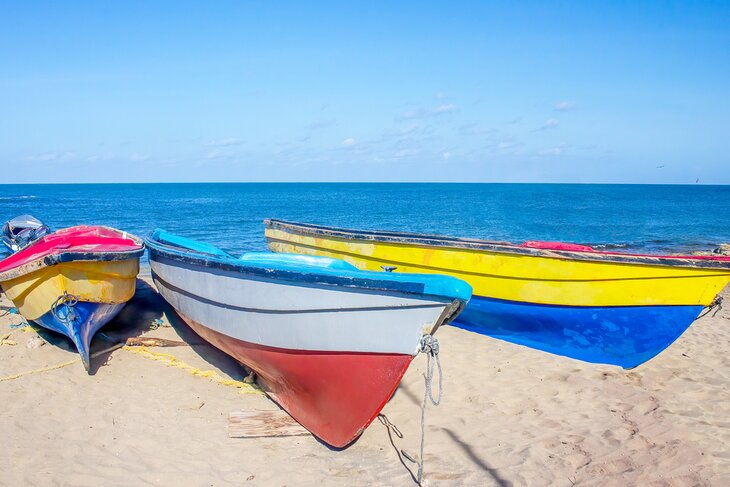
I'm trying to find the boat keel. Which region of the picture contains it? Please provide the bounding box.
[34,301,127,372]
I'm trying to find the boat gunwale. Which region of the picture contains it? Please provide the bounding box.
[145,230,471,303]
[264,219,730,271]
[0,227,144,282]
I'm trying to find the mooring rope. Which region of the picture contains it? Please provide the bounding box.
[697,295,723,319]
[51,292,79,325]
[121,345,262,394]
[0,325,262,395]
[0,343,124,382]
[402,334,442,485]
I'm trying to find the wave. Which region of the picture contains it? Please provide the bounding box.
[0,195,38,201]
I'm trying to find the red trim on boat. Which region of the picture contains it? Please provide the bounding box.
[183,315,414,448]
[520,239,730,261]
[0,226,143,273]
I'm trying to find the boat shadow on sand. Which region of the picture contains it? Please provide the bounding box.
[28,278,245,378]
[102,278,249,381]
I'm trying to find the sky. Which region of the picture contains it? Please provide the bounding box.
[1,1,729,184]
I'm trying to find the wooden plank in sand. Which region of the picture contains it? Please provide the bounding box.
[228,410,311,438]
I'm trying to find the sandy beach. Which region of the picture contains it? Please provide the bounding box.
[1,270,728,486]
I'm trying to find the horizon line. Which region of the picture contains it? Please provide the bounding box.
[0,181,727,187]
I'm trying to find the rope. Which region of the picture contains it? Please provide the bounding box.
[120,345,263,394]
[0,330,261,395]
[378,413,404,439]
[0,343,123,382]
[51,292,79,325]
[0,305,28,328]
[697,296,723,319]
[0,333,17,346]
[402,334,442,485]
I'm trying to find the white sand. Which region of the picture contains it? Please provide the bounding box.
[1,275,728,486]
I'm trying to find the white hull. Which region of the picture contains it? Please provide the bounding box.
[150,256,453,355]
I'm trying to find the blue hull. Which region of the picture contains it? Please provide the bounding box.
[34,301,127,371]
[452,295,704,368]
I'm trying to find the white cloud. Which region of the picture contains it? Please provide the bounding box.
[442,151,452,160]
[459,123,496,136]
[342,138,356,147]
[554,100,577,112]
[497,141,517,150]
[86,153,115,162]
[538,143,569,156]
[540,118,560,130]
[434,103,456,114]
[204,149,224,160]
[205,138,241,147]
[130,153,150,162]
[399,124,419,135]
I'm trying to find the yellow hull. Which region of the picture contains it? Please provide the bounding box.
[0,259,139,320]
[265,227,730,307]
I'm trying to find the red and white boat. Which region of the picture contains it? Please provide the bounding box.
[145,229,471,447]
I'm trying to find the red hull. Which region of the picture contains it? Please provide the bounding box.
[182,315,414,448]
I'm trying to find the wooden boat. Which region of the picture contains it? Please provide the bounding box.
[0,218,144,371]
[145,229,470,447]
[264,219,730,369]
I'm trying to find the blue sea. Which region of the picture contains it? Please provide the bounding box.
[1,183,729,261]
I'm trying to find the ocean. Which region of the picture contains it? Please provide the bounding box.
[1,183,729,260]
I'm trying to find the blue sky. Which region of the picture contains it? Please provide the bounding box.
[1,1,728,183]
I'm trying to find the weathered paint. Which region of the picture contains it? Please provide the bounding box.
[183,314,414,448]
[264,222,730,308]
[146,229,469,447]
[0,225,143,371]
[0,259,139,320]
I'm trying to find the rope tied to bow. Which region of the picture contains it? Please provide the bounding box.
[51,292,79,325]
[402,334,443,485]
[697,295,723,319]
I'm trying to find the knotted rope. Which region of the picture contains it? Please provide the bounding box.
[402,334,443,485]
[51,292,79,325]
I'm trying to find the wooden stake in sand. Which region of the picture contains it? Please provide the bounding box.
[228,410,311,438]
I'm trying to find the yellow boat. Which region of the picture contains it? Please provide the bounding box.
[264,219,730,368]
[0,220,143,371]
